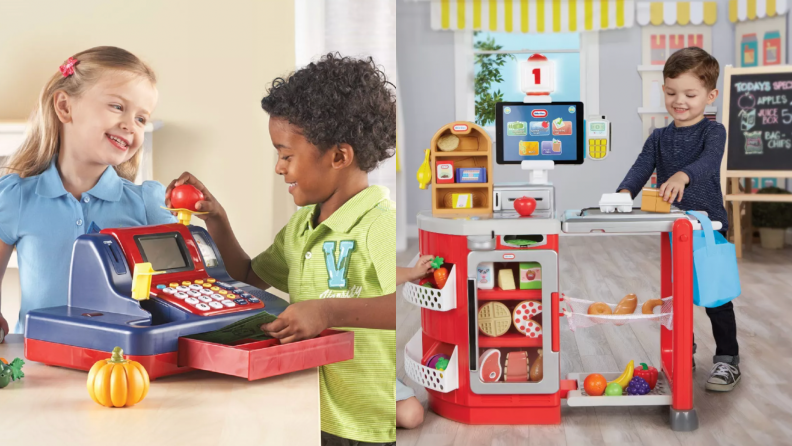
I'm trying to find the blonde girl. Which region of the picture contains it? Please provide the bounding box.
[0,46,176,338]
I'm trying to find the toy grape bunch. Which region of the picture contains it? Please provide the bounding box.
[87,347,150,407]
[0,357,25,389]
[163,184,208,225]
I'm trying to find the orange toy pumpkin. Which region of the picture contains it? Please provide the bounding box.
[87,347,150,408]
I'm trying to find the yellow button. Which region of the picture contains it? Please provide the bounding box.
[169,283,179,288]
[599,139,606,145]
[206,278,216,283]
[181,281,191,286]
[203,283,212,288]
[219,290,228,295]
[211,286,220,291]
[194,279,204,284]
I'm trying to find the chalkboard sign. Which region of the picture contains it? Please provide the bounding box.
[726,70,792,171]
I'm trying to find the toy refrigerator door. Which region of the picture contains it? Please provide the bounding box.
[467,250,559,395]
[178,329,354,380]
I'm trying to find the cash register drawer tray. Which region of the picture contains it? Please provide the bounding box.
[178,329,354,380]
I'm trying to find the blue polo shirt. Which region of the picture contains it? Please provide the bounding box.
[0,159,177,333]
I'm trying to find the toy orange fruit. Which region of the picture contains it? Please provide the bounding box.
[87,347,150,408]
[584,373,608,396]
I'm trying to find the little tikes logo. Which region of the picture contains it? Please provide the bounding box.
[453,124,468,132]
[531,109,548,118]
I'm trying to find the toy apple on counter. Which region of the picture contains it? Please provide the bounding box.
[170,184,205,212]
[514,196,537,216]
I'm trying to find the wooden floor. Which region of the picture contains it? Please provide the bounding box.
[397,235,792,446]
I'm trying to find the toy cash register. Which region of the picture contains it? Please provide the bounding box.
[24,222,352,380]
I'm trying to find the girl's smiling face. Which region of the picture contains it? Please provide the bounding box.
[663,72,718,127]
[271,117,339,207]
[56,71,158,167]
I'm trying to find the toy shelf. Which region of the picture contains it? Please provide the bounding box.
[405,330,459,393]
[565,372,671,407]
[402,264,457,311]
[434,183,490,189]
[478,288,542,301]
[479,333,543,348]
[430,121,493,216]
[434,151,490,157]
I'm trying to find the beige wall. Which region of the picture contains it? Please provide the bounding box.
[0,0,297,329]
[0,0,296,254]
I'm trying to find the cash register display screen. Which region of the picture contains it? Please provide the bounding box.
[137,234,189,271]
[192,232,219,268]
[496,102,584,164]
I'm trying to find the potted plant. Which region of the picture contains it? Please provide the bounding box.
[752,186,792,249]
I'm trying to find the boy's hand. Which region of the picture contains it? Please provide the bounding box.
[619,189,632,198]
[659,172,690,203]
[0,313,8,343]
[260,300,330,344]
[410,255,435,282]
[165,172,225,221]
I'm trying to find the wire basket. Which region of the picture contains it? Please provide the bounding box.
[562,295,674,331]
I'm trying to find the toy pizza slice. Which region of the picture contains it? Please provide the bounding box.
[504,351,529,382]
[515,319,543,338]
[478,302,511,337]
[513,300,542,329]
[479,349,502,383]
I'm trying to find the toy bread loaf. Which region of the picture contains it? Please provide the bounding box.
[614,293,638,314]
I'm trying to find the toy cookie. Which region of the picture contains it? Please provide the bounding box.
[437,134,460,152]
[614,293,638,314]
[479,349,502,383]
[504,351,529,382]
[478,302,511,337]
[516,319,542,338]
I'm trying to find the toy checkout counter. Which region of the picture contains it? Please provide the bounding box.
[22,212,353,380]
[406,102,720,432]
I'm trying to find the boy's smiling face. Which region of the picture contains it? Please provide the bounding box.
[271,117,338,207]
[662,72,718,127]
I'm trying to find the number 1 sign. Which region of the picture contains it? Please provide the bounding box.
[520,54,555,96]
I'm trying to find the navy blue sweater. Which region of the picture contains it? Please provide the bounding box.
[617,118,729,231]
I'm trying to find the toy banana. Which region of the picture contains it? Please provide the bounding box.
[417,149,432,190]
[608,360,635,388]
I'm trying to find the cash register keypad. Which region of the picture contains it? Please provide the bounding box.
[151,278,262,314]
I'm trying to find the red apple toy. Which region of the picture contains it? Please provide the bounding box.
[514,196,537,216]
[170,184,205,212]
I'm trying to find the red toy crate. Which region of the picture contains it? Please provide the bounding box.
[178,329,354,380]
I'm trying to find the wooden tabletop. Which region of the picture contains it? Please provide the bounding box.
[0,335,320,445]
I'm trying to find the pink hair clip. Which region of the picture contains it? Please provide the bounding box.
[59,57,79,77]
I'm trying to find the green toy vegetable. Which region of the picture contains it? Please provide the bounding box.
[605,382,623,396]
[0,358,24,388]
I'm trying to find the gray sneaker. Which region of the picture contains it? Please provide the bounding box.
[706,362,741,391]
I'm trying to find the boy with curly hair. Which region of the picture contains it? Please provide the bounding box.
[167,53,397,445]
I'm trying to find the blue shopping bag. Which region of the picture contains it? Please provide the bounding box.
[684,211,742,307]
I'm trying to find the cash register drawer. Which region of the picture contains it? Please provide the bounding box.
[494,189,551,211]
[178,329,354,380]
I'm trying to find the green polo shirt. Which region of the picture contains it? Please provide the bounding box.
[251,185,396,443]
